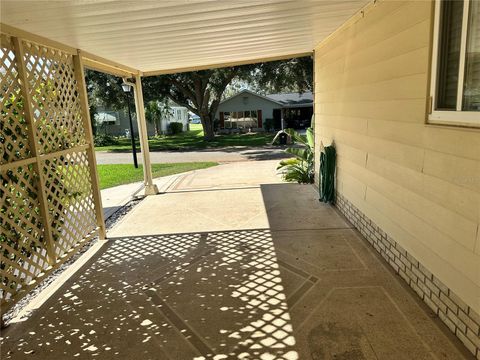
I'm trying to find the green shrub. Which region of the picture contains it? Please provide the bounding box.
[168,122,183,135]
[94,134,119,147]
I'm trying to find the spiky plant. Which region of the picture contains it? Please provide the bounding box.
[277,128,314,184]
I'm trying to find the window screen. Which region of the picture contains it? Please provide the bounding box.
[463,0,480,111]
[436,0,464,110]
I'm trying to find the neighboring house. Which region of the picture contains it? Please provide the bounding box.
[94,107,134,137]
[94,103,189,137]
[216,89,313,131]
[163,105,189,133]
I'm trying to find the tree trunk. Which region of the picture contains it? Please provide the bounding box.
[200,114,215,141]
[154,120,160,136]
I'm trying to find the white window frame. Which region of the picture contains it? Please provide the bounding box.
[429,0,480,127]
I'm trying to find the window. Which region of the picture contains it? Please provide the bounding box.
[223,110,258,129]
[175,109,182,120]
[223,112,231,128]
[231,111,238,128]
[429,0,480,126]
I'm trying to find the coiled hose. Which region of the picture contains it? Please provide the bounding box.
[319,145,336,203]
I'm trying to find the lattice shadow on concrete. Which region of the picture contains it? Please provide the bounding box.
[1,229,299,360]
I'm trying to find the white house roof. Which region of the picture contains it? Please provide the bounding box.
[220,89,313,108]
[1,0,369,75]
[220,89,284,106]
[266,92,313,107]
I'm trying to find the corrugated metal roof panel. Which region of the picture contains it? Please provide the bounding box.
[1,0,369,73]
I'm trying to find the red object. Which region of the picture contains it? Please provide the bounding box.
[257,109,262,128]
[219,112,225,129]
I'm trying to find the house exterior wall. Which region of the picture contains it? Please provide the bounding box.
[314,0,480,355]
[158,106,189,133]
[143,106,188,135]
[216,92,281,128]
[95,107,140,137]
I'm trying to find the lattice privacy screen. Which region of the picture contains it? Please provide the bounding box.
[1,34,102,315]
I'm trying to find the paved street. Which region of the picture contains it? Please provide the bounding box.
[95,146,290,164]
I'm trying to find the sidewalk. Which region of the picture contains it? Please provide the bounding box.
[100,170,190,219]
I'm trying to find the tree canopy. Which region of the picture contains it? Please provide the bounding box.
[86,70,128,110]
[86,56,312,140]
[250,56,313,95]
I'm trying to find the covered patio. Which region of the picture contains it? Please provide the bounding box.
[1,0,479,359]
[0,0,372,320]
[1,161,471,359]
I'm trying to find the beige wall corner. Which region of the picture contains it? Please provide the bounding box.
[313,0,480,355]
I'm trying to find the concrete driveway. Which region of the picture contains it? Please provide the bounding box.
[1,160,472,359]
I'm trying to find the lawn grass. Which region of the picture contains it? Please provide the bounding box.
[97,162,218,189]
[95,124,275,152]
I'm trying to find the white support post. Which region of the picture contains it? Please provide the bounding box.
[133,73,159,195]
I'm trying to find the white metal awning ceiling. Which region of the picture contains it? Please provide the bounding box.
[1,0,369,75]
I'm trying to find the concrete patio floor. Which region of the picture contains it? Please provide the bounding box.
[0,160,473,359]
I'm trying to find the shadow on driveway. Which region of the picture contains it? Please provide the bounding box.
[0,184,471,359]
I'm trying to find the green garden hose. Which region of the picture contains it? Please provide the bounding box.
[319,145,336,203]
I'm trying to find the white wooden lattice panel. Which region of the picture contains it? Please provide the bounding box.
[41,150,97,259]
[1,35,100,315]
[0,165,49,302]
[0,35,31,164]
[1,35,49,303]
[22,40,87,155]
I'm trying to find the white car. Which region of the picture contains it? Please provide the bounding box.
[190,115,201,124]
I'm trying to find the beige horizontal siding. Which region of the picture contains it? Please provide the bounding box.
[315,1,423,65]
[316,46,430,94]
[316,98,428,123]
[314,0,480,313]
